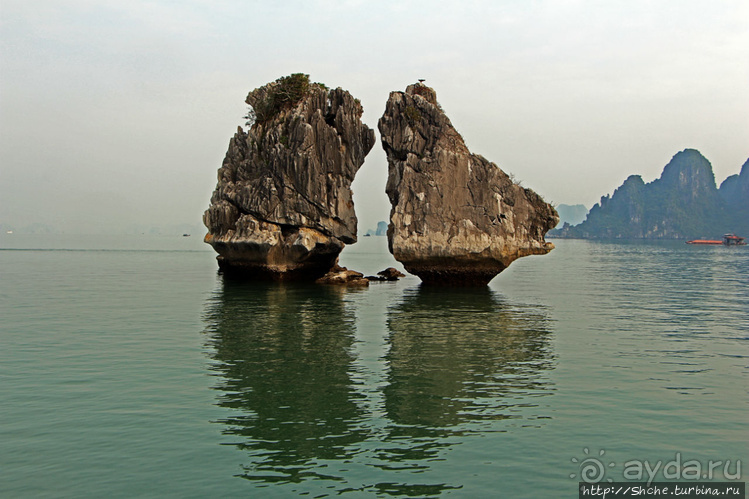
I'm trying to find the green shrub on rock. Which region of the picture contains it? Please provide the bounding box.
[245,73,312,126]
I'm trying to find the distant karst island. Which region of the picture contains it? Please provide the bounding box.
[203,74,558,285]
[551,149,749,240]
[363,221,388,237]
[554,204,588,228]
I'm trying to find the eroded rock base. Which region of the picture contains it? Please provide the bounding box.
[402,263,505,286]
[205,220,343,281]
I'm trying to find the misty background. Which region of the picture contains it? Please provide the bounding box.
[1,1,747,236]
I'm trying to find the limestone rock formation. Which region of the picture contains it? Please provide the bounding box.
[378,83,558,285]
[204,74,375,280]
[552,149,749,239]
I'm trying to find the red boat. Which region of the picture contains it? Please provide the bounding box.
[686,234,746,246]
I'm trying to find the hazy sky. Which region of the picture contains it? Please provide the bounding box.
[1,0,747,234]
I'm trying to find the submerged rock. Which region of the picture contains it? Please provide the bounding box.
[204,74,375,280]
[378,83,558,285]
[318,266,404,285]
[315,265,369,286]
[365,267,406,282]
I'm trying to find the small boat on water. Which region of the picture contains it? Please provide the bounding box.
[686,234,746,246]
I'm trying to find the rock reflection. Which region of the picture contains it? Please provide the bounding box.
[384,285,555,430]
[368,285,556,484]
[203,279,556,495]
[203,278,367,484]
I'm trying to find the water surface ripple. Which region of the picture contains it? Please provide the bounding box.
[1,235,746,497]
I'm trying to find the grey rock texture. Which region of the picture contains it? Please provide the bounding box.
[315,265,369,286]
[204,75,375,280]
[365,267,406,282]
[379,83,558,285]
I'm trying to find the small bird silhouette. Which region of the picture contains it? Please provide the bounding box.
[418,79,425,83]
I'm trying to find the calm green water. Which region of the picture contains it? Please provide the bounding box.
[1,235,747,497]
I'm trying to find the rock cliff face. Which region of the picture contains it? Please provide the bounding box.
[378,83,558,285]
[720,158,749,210]
[204,74,375,279]
[553,149,749,239]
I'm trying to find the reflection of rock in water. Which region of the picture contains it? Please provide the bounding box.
[203,279,555,493]
[384,286,554,429]
[203,278,367,483]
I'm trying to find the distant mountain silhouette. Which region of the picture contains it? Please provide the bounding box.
[364,221,389,237]
[552,149,749,239]
[718,158,749,231]
[554,204,588,228]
